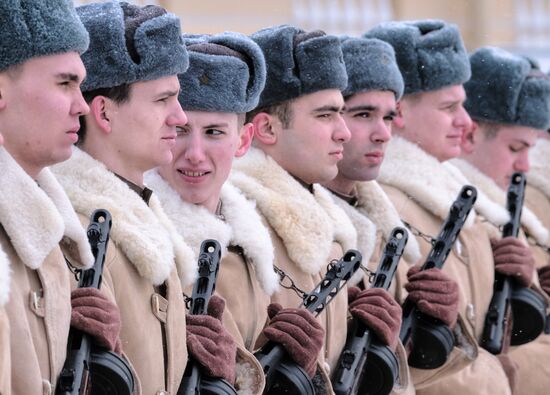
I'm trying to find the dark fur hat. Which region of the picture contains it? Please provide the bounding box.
[340,37,404,99]
[77,1,188,92]
[251,24,348,108]
[178,32,266,113]
[365,19,471,95]
[464,47,550,130]
[0,0,89,71]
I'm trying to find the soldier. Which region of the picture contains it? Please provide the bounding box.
[323,36,463,394]
[0,1,121,393]
[229,25,402,391]
[144,31,279,393]
[366,20,515,394]
[51,2,237,393]
[455,46,550,395]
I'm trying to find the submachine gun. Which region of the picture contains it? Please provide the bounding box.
[178,239,238,395]
[56,209,135,395]
[481,173,547,354]
[332,227,408,395]
[255,250,363,395]
[400,185,478,369]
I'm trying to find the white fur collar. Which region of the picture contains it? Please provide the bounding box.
[452,159,549,244]
[52,147,196,287]
[0,147,93,270]
[230,147,357,275]
[529,139,550,200]
[354,181,422,264]
[378,136,510,229]
[145,170,279,295]
[0,245,10,305]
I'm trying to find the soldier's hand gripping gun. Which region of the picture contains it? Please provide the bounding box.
[178,239,238,395]
[481,173,547,354]
[255,250,363,395]
[332,227,408,395]
[400,185,477,369]
[56,209,135,395]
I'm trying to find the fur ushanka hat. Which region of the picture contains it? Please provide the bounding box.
[77,1,188,92]
[365,19,471,95]
[464,46,550,130]
[250,24,348,108]
[340,36,404,99]
[178,32,266,113]
[0,0,89,71]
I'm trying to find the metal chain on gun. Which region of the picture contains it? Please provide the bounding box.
[361,264,376,284]
[65,256,81,282]
[402,220,437,246]
[183,292,192,309]
[275,259,376,299]
[273,265,308,299]
[482,219,550,255]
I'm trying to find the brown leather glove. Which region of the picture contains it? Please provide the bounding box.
[71,287,122,353]
[405,266,459,328]
[538,265,550,295]
[186,295,236,384]
[492,237,535,287]
[262,303,325,378]
[348,287,402,351]
[497,353,519,395]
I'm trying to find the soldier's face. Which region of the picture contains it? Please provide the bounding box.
[272,89,351,184]
[338,90,396,182]
[105,75,187,173]
[397,85,471,162]
[157,111,252,213]
[464,124,538,189]
[0,52,88,177]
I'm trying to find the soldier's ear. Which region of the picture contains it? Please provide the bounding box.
[461,120,479,154]
[0,76,6,111]
[89,96,112,134]
[235,122,254,158]
[392,101,405,129]
[251,112,278,146]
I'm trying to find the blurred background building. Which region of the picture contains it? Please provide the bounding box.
[75,0,550,69]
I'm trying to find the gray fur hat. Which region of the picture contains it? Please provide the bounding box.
[0,0,89,71]
[340,37,404,99]
[365,19,471,95]
[464,47,550,130]
[178,32,266,113]
[251,24,348,108]
[77,1,188,92]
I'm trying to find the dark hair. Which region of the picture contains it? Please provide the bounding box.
[77,84,132,145]
[245,100,294,129]
[475,120,502,139]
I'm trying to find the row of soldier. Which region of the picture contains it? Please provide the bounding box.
[1,0,550,394]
